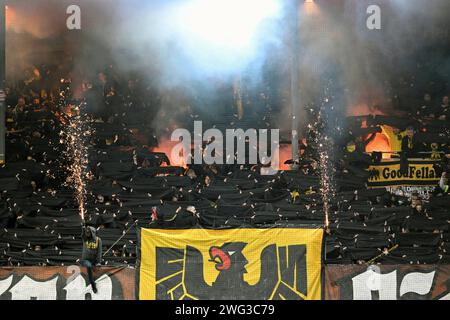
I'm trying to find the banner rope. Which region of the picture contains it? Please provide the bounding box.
[366,244,399,265]
[103,220,139,257]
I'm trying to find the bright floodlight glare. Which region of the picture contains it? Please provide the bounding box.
[176,0,280,50]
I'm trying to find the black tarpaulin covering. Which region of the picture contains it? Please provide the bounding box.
[2,112,450,268]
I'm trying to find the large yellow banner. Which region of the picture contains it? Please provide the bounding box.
[138,228,324,300]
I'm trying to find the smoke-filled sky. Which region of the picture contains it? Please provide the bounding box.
[6,0,450,134]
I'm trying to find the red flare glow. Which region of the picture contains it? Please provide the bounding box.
[278,145,292,171]
[152,140,293,171]
[151,140,188,168]
[365,133,392,159]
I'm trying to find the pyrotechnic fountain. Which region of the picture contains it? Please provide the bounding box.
[61,113,92,221]
[317,130,335,229]
[311,95,336,229]
[58,81,92,222]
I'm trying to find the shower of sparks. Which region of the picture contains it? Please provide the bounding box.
[57,79,93,222]
[60,109,92,221]
[308,96,336,229]
[317,130,334,228]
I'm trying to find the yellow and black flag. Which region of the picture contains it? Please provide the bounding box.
[367,159,440,188]
[137,228,324,300]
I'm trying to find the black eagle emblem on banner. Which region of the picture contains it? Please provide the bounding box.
[155,243,308,300]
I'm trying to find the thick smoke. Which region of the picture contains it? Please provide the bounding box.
[6,0,450,139]
[7,0,288,137]
[274,0,450,134]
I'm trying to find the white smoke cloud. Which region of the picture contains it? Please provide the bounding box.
[6,0,450,138]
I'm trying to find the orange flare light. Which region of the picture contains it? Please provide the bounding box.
[365,133,392,159]
[278,145,292,171]
[151,140,188,168]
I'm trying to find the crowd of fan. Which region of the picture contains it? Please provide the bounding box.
[1,64,450,267]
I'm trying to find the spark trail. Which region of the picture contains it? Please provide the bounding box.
[58,81,92,221]
[60,111,92,221]
[309,96,336,229]
[317,128,334,228]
